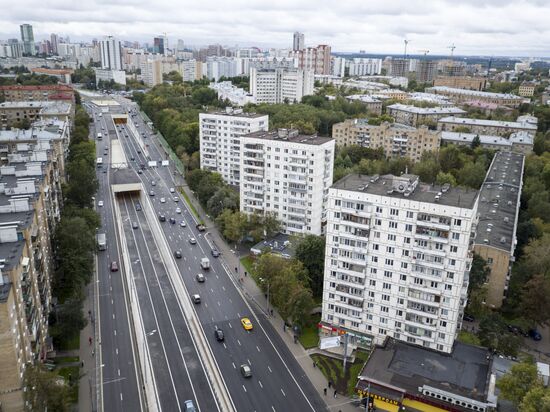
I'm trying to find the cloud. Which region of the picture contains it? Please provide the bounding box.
[0,0,548,56]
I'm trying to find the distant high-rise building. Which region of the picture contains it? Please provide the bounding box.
[416,60,438,83]
[153,37,165,55]
[290,44,332,75]
[293,32,305,51]
[50,33,59,55]
[177,39,185,51]
[99,36,123,70]
[20,24,35,55]
[250,67,314,104]
[389,58,409,77]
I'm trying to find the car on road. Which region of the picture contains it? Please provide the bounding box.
[173,197,179,202]
[196,223,206,232]
[130,156,135,161]
[189,237,197,245]
[463,314,475,322]
[149,190,155,196]
[151,180,156,186]
[169,217,176,224]
[159,214,166,222]
[184,400,196,412]
[196,273,205,283]
[174,250,182,259]
[507,324,529,337]
[180,221,186,227]
[191,294,201,304]
[176,207,181,214]
[240,364,252,378]
[529,329,542,341]
[135,202,142,211]
[160,197,166,203]
[211,249,220,258]
[138,169,143,174]
[241,317,253,331]
[98,200,104,207]
[215,328,224,342]
[110,261,119,272]
[170,187,175,193]
[132,222,138,229]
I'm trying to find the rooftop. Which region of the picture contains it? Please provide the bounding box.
[428,86,523,100]
[346,95,382,103]
[0,84,73,92]
[245,129,333,146]
[438,116,538,130]
[387,103,466,115]
[474,151,524,253]
[202,107,267,118]
[250,233,295,259]
[332,173,478,209]
[0,100,72,114]
[358,338,492,403]
[407,92,453,105]
[441,131,534,147]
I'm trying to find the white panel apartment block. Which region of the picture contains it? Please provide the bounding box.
[321,174,479,353]
[240,129,334,235]
[199,108,268,186]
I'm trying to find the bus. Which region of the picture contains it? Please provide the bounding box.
[97,132,103,139]
[97,233,106,251]
[96,157,103,167]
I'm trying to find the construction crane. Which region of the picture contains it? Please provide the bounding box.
[418,50,430,56]
[403,39,411,58]
[448,44,456,58]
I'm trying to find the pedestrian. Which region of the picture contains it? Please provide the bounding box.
[91,350,95,357]
[235,267,238,273]
[333,389,337,398]
[323,388,327,396]
[81,361,84,368]
[89,336,92,346]
[328,380,332,388]
[270,309,274,316]
[313,361,316,368]
[244,271,247,277]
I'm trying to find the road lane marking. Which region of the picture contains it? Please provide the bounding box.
[256,346,260,352]
[118,369,121,376]
[281,388,286,397]
[114,330,117,336]
[237,339,241,346]
[228,323,232,329]
[259,380,263,388]
[232,362,236,369]
[223,343,227,349]
[242,385,247,393]
[268,366,272,373]
[247,359,251,365]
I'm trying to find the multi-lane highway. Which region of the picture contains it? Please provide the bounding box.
[87,94,327,412]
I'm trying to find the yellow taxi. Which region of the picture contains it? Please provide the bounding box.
[241,317,253,331]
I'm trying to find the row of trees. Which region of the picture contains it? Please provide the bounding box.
[0,72,59,86]
[50,98,99,348]
[497,359,550,411]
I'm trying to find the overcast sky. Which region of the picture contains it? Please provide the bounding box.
[1,0,549,57]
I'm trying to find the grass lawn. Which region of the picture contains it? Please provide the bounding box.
[298,314,321,349]
[312,349,371,396]
[240,255,256,277]
[55,356,80,364]
[57,365,80,403]
[57,333,80,351]
[179,189,203,223]
[457,330,481,346]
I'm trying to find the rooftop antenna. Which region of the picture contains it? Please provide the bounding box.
[448,44,456,60]
[418,50,430,57]
[403,39,411,58]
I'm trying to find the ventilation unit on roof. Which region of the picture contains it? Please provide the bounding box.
[500,237,506,244]
[484,239,489,244]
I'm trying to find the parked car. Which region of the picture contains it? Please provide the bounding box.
[529,329,542,341]
[463,314,475,322]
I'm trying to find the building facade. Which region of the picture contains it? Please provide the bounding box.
[518,82,536,97]
[332,119,440,162]
[99,36,123,71]
[473,152,524,308]
[441,131,533,154]
[433,76,487,91]
[348,58,383,76]
[240,129,334,235]
[0,101,72,129]
[249,67,314,104]
[141,60,162,86]
[416,60,437,83]
[0,85,75,104]
[199,108,268,186]
[389,59,409,78]
[19,24,35,56]
[321,173,479,353]
[426,86,523,107]
[293,32,305,51]
[386,103,466,127]
[290,45,331,75]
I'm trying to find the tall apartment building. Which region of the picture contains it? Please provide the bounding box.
[321,173,479,353]
[473,152,524,309]
[437,116,538,137]
[433,76,487,91]
[416,60,438,83]
[389,59,409,78]
[0,121,69,410]
[153,36,165,55]
[141,60,163,86]
[100,36,123,71]
[200,108,268,186]
[332,120,440,162]
[250,67,314,104]
[20,24,35,55]
[348,58,383,76]
[290,45,332,75]
[0,40,24,59]
[240,129,335,235]
[50,33,59,55]
[386,103,466,127]
[293,32,305,51]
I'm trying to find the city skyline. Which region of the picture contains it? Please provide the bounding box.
[0,0,549,57]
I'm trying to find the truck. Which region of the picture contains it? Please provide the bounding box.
[97,233,106,251]
[97,132,103,139]
[96,157,103,167]
[200,258,210,270]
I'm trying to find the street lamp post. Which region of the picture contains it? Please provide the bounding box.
[143,329,157,385]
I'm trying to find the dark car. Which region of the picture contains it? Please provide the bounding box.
[110,261,119,272]
[159,214,166,222]
[529,329,542,341]
[196,223,206,232]
[215,328,224,342]
[135,203,142,211]
[211,249,220,257]
[463,314,475,322]
[169,217,176,224]
[174,250,182,259]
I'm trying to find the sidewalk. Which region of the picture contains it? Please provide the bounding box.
[77,280,96,412]
[180,184,360,412]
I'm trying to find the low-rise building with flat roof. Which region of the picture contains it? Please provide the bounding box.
[433,75,487,91]
[518,82,536,97]
[0,84,75,104]
[344,95,383,115]
[426,86,524,107]
[437,116,538,137]
[386,103,466,127]
[355,338,497,412]
[0,100,72,129]
[473,152,524,308]
[441,131,533,154]
[250,233,295,259]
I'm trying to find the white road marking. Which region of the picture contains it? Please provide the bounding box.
[112,314,115,319]
[215,274,219,279]
[114,330,117,336]
[237,339,241,346]
[242,385,247,393]
[222,286,226,291]
[228,323,232,329]
[281,388,286,397]
[247,359,251,365]
[229,298,232,303]
[120,393,123,401]
[223,343,227,349]
[118,369,121,376]
[116,348,119,355]
[258,380,263,389]
[237,313,241,318]
[268,366,272,373]
[232,362,236,369]
[256,346,261,352]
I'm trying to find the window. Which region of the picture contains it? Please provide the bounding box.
[369,279,376,286]
[438,332,446,339]
[400,274,407,281]
[375,219,382,226]
[389,221,398,229]
[401,262,408,269]
[388,234,396,241]
[376,206,383,213]
[372,256,378,263]
[390,208,398,216]
[374,231,381,238]
[386,246,395,254]
[384,270,392,278]
[453,218,462,226]
[382,294,390,301]
[380,306,389,313]
[404,237,411,244]
[487,257,493,265]
[380,317,388,324]
[373,244,379,251]
[370,268,377,274]
[407,211,414,218]
[452,232,460,241]
[405,224,413,232]
[383,282,391,290]
[447,272,454,280]
[385,259,394,266]
[449,259,456,266]
[450,245,458,253]
[335,199,341,206]
[445,284,453,291]
[440,321,447,327]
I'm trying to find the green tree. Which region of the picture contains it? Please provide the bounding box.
[520,386,550,412]
[471,134,481,148]
[520,274,550,325]
[51,296,87,342]
[65,158,98,208]
[294,235,326,299]
[262,212,282,238]
[478,313,522,356]
[497,361,542,407]
[23,364,71,412]
[206,186,239,218]
[469,254,490,289]
[435,172,457,186]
